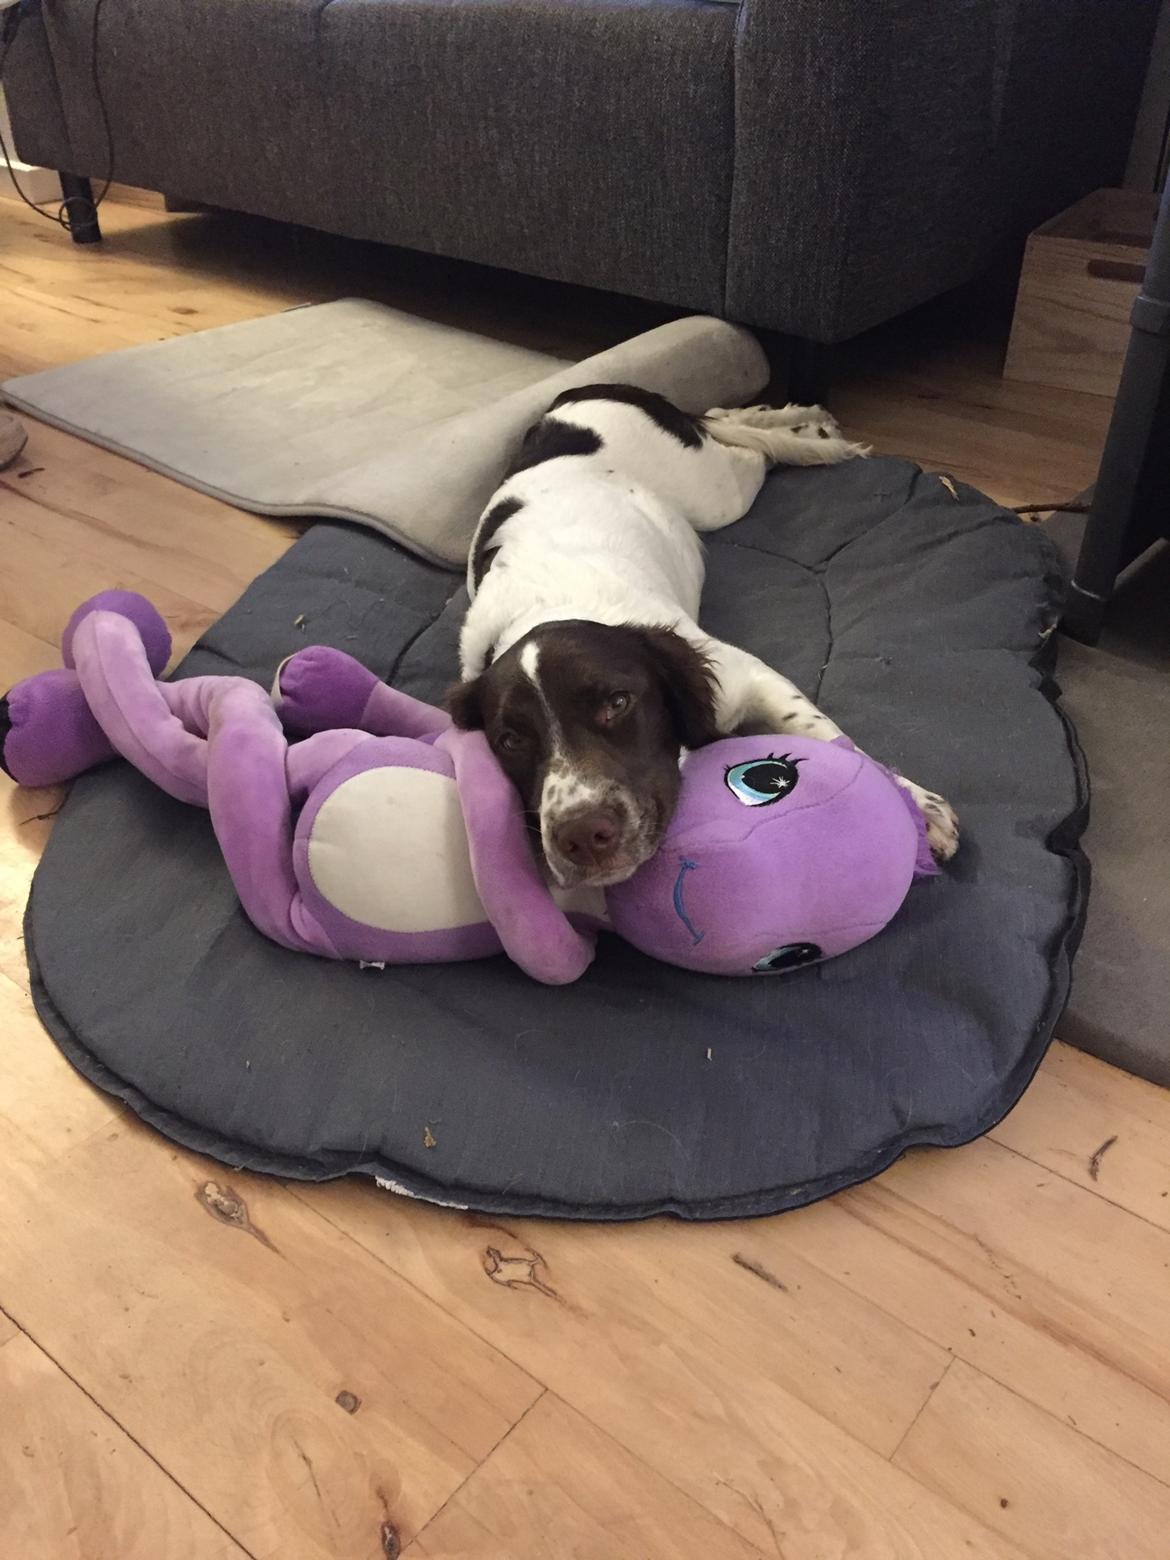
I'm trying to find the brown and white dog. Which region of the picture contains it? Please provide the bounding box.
[449,385,958,889]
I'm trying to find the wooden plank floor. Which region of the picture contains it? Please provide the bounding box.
[1,191,1165,1560]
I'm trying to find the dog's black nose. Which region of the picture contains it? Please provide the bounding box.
[554,809,620,870]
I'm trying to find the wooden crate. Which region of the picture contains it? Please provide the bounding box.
[1004,188,1158,398]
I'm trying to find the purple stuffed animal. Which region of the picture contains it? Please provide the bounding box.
[0,593,938,984]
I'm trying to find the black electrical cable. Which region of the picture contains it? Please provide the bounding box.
[0,0,115,234]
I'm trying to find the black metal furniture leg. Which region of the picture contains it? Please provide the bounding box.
[752,333,838,407]
[1060,575,1109,647]
[1063,176,1170,644]
[59,173,102,244]
[756,330,790,403]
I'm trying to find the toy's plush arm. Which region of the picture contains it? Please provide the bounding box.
[439,728,595,985]
[276,646,451,742]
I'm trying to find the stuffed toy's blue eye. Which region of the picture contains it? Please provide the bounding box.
[753,942,823,974]
[725,754,801,807]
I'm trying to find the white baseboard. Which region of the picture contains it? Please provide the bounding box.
[0,86,58,206]
[1,155,59,207]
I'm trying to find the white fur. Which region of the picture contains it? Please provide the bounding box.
[521,633,619,865]
[461,399,958,861]
[518,641,542,684]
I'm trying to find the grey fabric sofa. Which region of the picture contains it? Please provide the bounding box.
[4,0,1159,345]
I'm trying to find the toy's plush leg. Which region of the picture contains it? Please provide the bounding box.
[276,646,451,741]
[1,670,118,787]
[6,594,326,958]
[68,613,217,807]
[110,659,329,955]
[96,660,325,956]
[1,592,180,788]
[62,591,172,676]
[65,610,294,820]
[201,682,315,952]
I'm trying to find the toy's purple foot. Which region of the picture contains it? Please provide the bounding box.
[274,646,382,735]
[0,668,116,787]
[61,592,171,677]
[275,646,451,741]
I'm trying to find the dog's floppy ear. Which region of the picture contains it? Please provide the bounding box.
[446,676,485,731]
[638,628,721,751]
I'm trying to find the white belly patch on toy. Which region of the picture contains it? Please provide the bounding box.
[307,766,485,933]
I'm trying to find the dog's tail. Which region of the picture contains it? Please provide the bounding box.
[703,405,869,467]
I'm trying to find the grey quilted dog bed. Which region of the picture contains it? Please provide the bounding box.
[23,456,1088,1219]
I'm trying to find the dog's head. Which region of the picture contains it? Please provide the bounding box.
[448,621,719,888]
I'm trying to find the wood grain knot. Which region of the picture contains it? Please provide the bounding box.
[194,1180,278,1252]
[482,1244,560,1302]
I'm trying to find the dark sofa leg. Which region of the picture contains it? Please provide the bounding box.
[756,331,790,403]
[753,333,838,407]
[787,338,835,407]
[59,173,102,244]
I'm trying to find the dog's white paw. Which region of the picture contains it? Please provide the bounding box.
[787,408,871,461]
[788,406,842,441]
[706,403,868,463]
[788,431,870,465]
[898,779,960,862]
[708,401,829,431]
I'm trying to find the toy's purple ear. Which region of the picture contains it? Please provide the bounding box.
[439,728,595,985]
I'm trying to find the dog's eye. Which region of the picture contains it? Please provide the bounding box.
[497,729,525,754]
[600,691,632,725]
[725,754,801,806]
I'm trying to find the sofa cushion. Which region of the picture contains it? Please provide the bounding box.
[22,0,736,313]
[24,0,338,221]
[312,0,736,310]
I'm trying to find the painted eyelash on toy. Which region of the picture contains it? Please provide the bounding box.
[723,753,804,807]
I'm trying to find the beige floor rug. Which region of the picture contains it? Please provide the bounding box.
[2,302,767,566]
